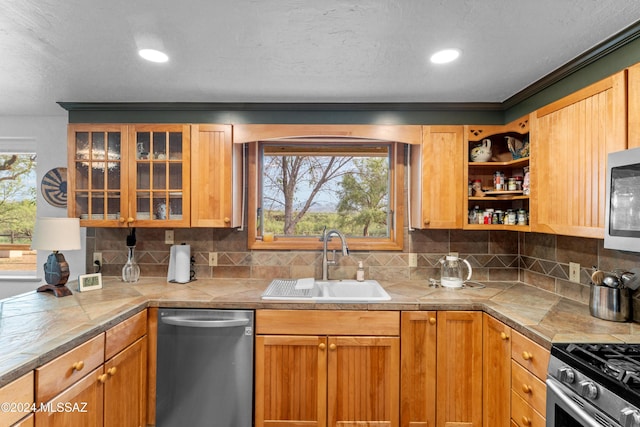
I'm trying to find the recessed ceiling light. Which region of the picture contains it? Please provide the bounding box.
[430,49,460,64]
[138,48,169,63]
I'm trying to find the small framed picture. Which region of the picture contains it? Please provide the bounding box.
[78,273,103,292]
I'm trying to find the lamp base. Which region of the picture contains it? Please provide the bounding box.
[37,284,73,297]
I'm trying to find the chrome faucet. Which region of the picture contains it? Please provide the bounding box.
[321,228,350,280]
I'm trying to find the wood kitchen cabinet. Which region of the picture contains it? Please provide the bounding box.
[67,124,191,227]
[530,70,627,238]
[510,331,549,427]
[627,62,640,149]
[400,311,482,427]
[409,126,464,229]
[34,310,147,427]
[482,314,511,427]
[0,371,34,426]
[464,115,531,231]
[255,310,400,427]
[190,124,243,227]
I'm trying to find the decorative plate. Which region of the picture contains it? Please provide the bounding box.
[41,167,67,208]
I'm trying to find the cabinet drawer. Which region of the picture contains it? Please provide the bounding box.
[35,333,105,404]
[511,391,545,427]
[105,309,147,360]
[256,310,400,336]
[0,371,34,426]
[512,360,546,416]
[511,331,549,380]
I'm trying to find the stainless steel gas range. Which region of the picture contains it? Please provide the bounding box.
[547,343,640,427]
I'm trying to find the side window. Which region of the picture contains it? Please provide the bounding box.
[0,151,37,276]
[248,140,404,250]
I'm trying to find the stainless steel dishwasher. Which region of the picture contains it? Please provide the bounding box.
[156,308,254,427]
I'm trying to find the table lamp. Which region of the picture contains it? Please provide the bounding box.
[31,217,81,297]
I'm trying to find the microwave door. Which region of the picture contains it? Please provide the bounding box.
[609,168,640,236]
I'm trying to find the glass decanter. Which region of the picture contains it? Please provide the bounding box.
[122,245,140,283]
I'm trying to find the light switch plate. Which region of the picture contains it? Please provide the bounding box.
[569,262,580,283]
[408,253,418,267]
[209,252,218,267]
[165,230,174,245]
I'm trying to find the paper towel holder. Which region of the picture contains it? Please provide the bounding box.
[167,243,195,284]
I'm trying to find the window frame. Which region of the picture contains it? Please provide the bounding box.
[247,140,404,251]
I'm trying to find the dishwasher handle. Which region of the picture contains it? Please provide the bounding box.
[161,315,251,328]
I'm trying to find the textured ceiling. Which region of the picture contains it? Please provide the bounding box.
[2,0,640,116]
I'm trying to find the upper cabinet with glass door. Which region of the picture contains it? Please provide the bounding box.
[67,124,190,227]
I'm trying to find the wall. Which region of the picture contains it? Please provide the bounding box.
[0,116,86,298]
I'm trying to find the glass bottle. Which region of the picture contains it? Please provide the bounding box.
[122,245,140,283]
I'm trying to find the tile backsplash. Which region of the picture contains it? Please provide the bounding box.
[86,227,640,321]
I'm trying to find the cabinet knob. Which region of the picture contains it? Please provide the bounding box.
[107,367,117,376]
[500,332,508,340]
[224,217,230,223]
[319,343,326,350]
[119,217,126,223]
[522,351,533,361]
[429,317,436,325]
[72,361,84,371]
[329,343,337,351]
[127,217,134,224]
[98,374,108,384]
[423,219,430,225]
[521,416,531,426]
[522,383,532,394]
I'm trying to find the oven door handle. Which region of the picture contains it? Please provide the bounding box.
[546,378,603,427]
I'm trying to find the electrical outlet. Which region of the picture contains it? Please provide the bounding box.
[165,230,174,245]
[93,252,102,266]
[569,262,580,283]
[209,252,218,267]
[408,253,418,267]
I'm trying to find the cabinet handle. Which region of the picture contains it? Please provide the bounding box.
[429,317,436,325]
[521,416,531,425]
[224,217,230,223]
[522,351,533,360]
[329,343,337,351]
[107,367,117,376]
[98,374,108,384]
[522,383,532,394]
[72,361,84,371]
[319,343,326,350]
[500,332,509,340]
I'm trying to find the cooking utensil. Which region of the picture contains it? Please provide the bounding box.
[590,270,605,286]
[620,268,640,291]
[602,274,621,288]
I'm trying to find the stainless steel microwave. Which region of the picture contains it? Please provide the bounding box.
[604,146,640,252]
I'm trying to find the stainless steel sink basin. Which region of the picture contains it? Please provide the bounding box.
[261,278,391,302]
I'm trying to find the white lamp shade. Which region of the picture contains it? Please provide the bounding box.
[31,217,81,251]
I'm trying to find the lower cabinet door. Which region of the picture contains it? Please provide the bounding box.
[328,336,400,427]
[103,336,147,427]
[255,335,327,427]
[35,367,104,427]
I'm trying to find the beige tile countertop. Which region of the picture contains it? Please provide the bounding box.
[0,277,638,386]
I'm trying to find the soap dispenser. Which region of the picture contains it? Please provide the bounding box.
[356,261,365,282]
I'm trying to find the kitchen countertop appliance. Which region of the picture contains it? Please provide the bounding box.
[156,308,254,427]
[546,343,640,427]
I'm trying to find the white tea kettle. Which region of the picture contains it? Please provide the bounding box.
[440,255,473,288]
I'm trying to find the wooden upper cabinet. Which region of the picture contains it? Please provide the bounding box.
[627,62,640,149]
[530,70,627,238]
[410,126,464,229]
[190,124,242,228]
[68,124,191,227]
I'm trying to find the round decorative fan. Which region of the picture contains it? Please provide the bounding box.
[41,167,68,208]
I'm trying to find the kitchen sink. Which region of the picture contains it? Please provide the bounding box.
[261,278,391,302]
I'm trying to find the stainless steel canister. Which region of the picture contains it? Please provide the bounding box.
[589,284,632,322]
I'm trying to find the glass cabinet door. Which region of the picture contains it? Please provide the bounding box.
[129,125,190,227]
[68,125,128,225]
